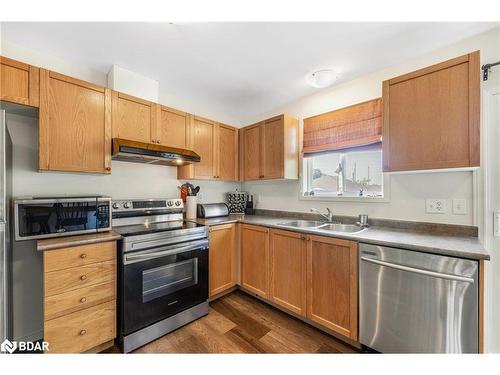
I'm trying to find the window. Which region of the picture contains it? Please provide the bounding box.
[303,145,384,198]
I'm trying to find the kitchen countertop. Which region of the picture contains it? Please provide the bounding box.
[189,214,489,261]
[37,230,123,251]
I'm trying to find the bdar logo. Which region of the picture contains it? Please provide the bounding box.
[1,339,17,354]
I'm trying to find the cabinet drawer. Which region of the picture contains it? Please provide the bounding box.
[44,241,116,272]
[44,260,116,297]
[44,281,115,321]
[44,300,115,353]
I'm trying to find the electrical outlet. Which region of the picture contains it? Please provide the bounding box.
[197,193,203,203]
[452,199,467,215]
[426,199,446,214]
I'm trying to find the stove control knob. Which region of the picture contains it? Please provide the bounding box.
[175,200,181,206]
[112,203,121,210]
[167,201,173,207]
[123,202,131,209]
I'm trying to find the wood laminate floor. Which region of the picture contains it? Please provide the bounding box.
[114,291,359,354]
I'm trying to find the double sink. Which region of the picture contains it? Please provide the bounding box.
[277,220,366,234]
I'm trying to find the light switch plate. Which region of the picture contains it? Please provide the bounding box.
[494,211,500,237]
[452,199,467,215]
[426,199,446,214]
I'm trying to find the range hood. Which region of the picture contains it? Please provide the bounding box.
[112,138,200,166]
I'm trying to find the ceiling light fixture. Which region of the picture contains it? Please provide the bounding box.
[307,69,339,88]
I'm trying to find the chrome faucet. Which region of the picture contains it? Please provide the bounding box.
[310,208,335,223]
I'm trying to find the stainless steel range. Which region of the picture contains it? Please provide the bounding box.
[112,198,209,353]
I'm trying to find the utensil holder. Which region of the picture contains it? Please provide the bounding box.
[185,196,197,219]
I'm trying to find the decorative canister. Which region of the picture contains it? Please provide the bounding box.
[226,190,247,214]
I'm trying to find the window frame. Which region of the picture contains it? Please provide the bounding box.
[299,149,391,203]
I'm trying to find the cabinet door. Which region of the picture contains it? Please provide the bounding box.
[217,123,238,181]
[157,105,189,148]
[0,56,39,107]
[269,229,307,316]
[242,123,262,180]
[39,70,111,174]
[112,91,155,144]
[307,235,358,340]
[262,116,284,179]
[192,116,216,179]
[209,224,236,297]
[383,51,480,171]
[240,224,269,298]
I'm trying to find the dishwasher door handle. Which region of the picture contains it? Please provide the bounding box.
[360,256,475,283]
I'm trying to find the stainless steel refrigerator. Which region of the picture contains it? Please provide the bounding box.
[0,109,13,342]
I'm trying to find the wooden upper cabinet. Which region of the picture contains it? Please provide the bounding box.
[216,123,238,181]
[240,114,298,181]
[307,235,358,340]
[0,56,39,107]
[156,105,190,148]
[242,122,262,180]
[262,116,285,179]
[111,91,156,144]
[269,229,307,316]
[240,224,269,299]
[178,117,239,181]
[39,69,111,174]
[209,223,237,297]
[191,116,216,179]
[383,51,480,172]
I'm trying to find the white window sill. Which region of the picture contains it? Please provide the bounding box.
[299,192,390,203]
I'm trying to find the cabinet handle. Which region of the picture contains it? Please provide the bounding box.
[80,275,87,281]
[80,297,87,303]
[80,253,87,259]
[301,235,306,240]
[105,167,111,171]
[79,329,87,336]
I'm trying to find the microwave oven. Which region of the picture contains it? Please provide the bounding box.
[14,195,112,241]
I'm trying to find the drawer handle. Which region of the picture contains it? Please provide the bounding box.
[80,329,87,336]
[80,253,87,259]
[80,297,87,303]
[80,275,87,281]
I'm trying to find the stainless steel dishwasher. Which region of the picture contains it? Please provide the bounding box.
[359,243,479,353]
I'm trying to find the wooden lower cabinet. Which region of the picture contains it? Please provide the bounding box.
[238,225,359,342]
[42,241,117,353]
[240,224,270,299]
[44,301,115,354]
[209,223,237,297]
[306,235,358,340]
[269,229,307,316]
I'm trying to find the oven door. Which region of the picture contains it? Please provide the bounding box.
[122,239,208,335]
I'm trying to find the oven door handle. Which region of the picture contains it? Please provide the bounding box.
[125,240,208,263]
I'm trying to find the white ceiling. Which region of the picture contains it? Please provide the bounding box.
[1,22,498,124]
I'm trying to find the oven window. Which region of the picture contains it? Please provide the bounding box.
[142,258,198,303]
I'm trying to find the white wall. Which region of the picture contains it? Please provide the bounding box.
[244,27,500,226]
[245,172,474,225]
